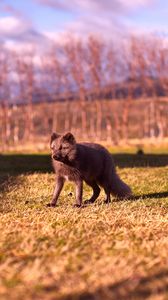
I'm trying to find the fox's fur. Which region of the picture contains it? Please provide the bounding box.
[47,132,132,207]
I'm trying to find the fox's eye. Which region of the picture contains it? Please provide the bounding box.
[62,146,69,150]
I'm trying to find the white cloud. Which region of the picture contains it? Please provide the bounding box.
[35,0,156,44]
[0,0,159,58]
[0,16,28,37]
[36,0,154,14]
[4,40,35,53]
[43,31,67,44]
[120,0,153,9]
[0,14,53,56]
[64,15,127,42]
[0,15,47,45]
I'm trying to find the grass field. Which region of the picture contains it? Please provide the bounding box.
[0,151,168,300]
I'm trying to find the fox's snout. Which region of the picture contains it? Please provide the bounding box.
[52,153,61,160]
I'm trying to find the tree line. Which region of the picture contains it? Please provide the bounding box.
[0,34,168,150]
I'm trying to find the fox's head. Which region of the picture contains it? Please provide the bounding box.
[50,132,77,163]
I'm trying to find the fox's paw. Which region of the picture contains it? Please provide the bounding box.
[73,204,82,208]
[104,199,111,204]
[46,203,56,208]
[84,199,95,205]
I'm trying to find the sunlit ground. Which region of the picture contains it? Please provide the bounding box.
[0,150,168,300]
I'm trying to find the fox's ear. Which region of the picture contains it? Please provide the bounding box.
[63,132,76,144]
[50,132,60,144]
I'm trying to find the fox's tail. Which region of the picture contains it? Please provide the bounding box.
[110,173,132,199]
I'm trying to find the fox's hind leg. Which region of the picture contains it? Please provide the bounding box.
[84,181,100,204]
[103,186,111,204]
[99,176,111,204]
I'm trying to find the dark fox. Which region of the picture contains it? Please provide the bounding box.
[47,132,132,207]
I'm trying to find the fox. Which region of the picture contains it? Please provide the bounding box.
[47,132,132,207]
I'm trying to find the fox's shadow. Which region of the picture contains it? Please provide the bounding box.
[121,191,168,201]
[84,191,168,206]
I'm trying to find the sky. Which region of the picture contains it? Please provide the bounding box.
[0,0,167,53]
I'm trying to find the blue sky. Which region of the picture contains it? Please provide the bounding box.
[0,0,167,52]
[3,0,74,31]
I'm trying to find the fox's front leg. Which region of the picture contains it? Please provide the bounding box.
[74,180,83,207]
[47,176,65,207]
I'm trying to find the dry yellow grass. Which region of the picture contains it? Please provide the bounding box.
[0,154,168,299]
